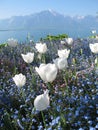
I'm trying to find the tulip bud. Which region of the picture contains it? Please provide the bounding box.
[65,38,73,45]
[35,43,47,54]
[21,52,34,63]
[13,73,26,87]
[53,57,68,70]
[60,40,66,44]
[89,43,98,54]
[35,63,57,83]
[7,38,18,47]
[58,49,70,58]
[34,89,50,111]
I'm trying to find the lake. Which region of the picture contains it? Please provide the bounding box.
[0,29,91,44]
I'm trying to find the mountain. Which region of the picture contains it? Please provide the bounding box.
[0,10,98,38]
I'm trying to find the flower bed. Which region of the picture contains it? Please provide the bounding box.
[0,38,98,130]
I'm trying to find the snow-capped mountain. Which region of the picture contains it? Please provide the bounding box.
[0,10,98,37]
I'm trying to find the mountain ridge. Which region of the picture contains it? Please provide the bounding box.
[0,10,98,39]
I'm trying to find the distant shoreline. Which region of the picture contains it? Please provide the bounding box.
[0,29,92,44]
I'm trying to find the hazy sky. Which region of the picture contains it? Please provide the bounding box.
[0,0,98,19]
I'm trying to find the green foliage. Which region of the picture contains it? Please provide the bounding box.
[0,43,7,49]
[3,111,15,130]
[43,34,68,41]
[89,35,96,38]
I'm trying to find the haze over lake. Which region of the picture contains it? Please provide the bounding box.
[0,28,92,43]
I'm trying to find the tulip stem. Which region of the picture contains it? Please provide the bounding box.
[47,82,53,94]
[41,111,47,129]
[19,87,25,101]
[29,65,36,87]
[41,54,46,63]
[28,108,35,130]
[96,55,98,67]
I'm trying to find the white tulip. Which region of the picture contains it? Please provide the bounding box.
[13,73,26,87]
[89,43,98,54]
[29,39,33,43]
[58,49,70,58]
[92,30,96,34]
[65,38,73,45]
[21,52,34,63]
[60,40,66,44]
[96,35,98,39]
[35,42,47,54]
[34,89,50,111]
[7,38,18,47]
[53,57,68,70]
[35,63,57,83]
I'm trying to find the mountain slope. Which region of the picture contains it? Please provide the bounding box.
[0,10,98,36]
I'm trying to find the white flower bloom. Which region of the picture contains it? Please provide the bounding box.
[21,52,34,63]
[60,40,66,44]
[35,42,47,54]
[53,57,68,70]
[30,39,33,43]
[96,35,98,39]
[92,30,96,34]
[7,38,18,47]
[34,89,50,111]
[35,63,58,83]
[13,73,26,87]
[65,38,73,45]
[58,49,70,58]
[89,43,98,54]
[95,58,97,64]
